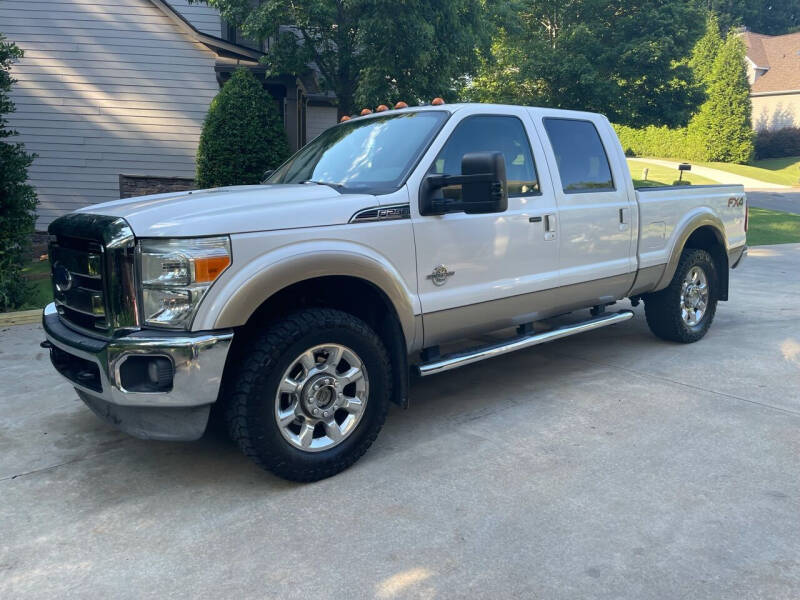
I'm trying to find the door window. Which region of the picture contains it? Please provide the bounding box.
[543,118,614,193]
[429,115,539,199]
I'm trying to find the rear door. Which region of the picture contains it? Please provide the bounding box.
[534,115,636,293]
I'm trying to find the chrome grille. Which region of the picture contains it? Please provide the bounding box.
[48,214,140,337]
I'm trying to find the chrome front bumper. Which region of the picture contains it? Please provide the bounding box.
[42,303,233,440]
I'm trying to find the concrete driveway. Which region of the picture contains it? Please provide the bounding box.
[2,244,799,599]
[747,190,800,215]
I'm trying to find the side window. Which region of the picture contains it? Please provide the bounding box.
[543,118,614,193]
[429,115,539,199]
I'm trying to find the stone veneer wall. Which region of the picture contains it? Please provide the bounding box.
[119,174,196,199]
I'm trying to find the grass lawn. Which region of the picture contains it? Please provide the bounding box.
[696,156,800,187]
[747,207,800,246]
[627,158,720,187]
[19,259,53,310]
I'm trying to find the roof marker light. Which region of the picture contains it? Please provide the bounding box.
[431,97,445,105]
[394,101,408,109]
[360,108,373,115]
[340,115,351,122]
[376,104,389,112]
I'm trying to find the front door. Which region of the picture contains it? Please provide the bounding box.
[409,110,560,346]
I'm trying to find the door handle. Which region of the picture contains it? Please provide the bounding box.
[619,208,630,231]
[544,213,556,241]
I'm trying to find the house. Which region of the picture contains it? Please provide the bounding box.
[0,0,338,229]
[742,30,800,131]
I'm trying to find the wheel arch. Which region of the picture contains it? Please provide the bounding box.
[654,214,729,300]
[215,265,416,408]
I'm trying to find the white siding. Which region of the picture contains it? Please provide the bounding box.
[167,0,222,37]
[306,105,338,141]
[1,0,220,228]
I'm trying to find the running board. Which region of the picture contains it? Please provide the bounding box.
[415,310,634,377]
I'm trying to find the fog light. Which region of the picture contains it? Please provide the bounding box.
[119,355,174,392]
[147,357,172,388]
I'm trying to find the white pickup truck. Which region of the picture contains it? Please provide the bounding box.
[42,103,747,481]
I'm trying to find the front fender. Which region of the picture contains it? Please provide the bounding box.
[192,237,420,348]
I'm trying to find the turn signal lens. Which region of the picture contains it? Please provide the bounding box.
[194,255,231,283]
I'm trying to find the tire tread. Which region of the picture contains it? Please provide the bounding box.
[644,248,718,344]
[223,308,390,482]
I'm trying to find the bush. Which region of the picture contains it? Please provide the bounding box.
[754,127,800,159]
[613,124,700,160]
[687,34,754,164]
[689,13,723,93]
[196,68,290,188]
[0,35,37,312]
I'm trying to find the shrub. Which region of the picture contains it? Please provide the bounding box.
[0,35,37,312]
[613,124,700,160]
[754,127,800,159]
[196,68,290,188]
[689,13,723,92]
[687,34,754,163]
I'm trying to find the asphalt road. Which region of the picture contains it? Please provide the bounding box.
[747,190,800,214]
[2,244,799,599]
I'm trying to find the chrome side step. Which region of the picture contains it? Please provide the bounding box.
[415,310,634,377]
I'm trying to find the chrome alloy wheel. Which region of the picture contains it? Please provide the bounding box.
[274,344,369,452]
[680,266,709,327]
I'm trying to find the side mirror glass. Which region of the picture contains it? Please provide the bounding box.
[261,170,275,183]
[420,151,508,216]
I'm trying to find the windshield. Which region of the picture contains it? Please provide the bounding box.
[267,110,449,194]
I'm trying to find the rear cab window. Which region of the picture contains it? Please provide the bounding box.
[543,118,615,193]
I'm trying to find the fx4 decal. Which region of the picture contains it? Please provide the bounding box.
[728,196,745,208]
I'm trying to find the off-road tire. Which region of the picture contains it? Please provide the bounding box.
[224,308,391,482]
[644,248,718,343]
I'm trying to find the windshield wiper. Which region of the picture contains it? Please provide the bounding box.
[300,180,345,192]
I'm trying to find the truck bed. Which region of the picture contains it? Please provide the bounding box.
[634,183,747,274]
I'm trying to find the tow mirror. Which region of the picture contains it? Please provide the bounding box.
[420,151,508,216]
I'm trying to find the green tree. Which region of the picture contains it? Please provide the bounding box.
[0,35,37,312]
[468,0,705,128]
[688,33,754,163]
[196,68,290,188]
[708,0,800,35]
[689,12,723,90]
[200,0,489,116]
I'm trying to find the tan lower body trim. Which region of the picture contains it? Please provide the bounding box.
[422,273,635,347]
[627,264,666,297]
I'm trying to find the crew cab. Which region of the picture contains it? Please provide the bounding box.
[42,103,747,481]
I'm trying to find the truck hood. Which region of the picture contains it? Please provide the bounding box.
[76,184,379,237]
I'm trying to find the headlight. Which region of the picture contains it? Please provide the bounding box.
[138,236,231,329]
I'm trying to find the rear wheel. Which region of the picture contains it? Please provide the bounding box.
[224,308,391,482]
[644,248,718,343]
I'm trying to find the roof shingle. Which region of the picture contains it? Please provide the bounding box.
[742,31,800,93]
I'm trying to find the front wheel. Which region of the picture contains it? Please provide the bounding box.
[644,248,718,343]
[224,308,391,482]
